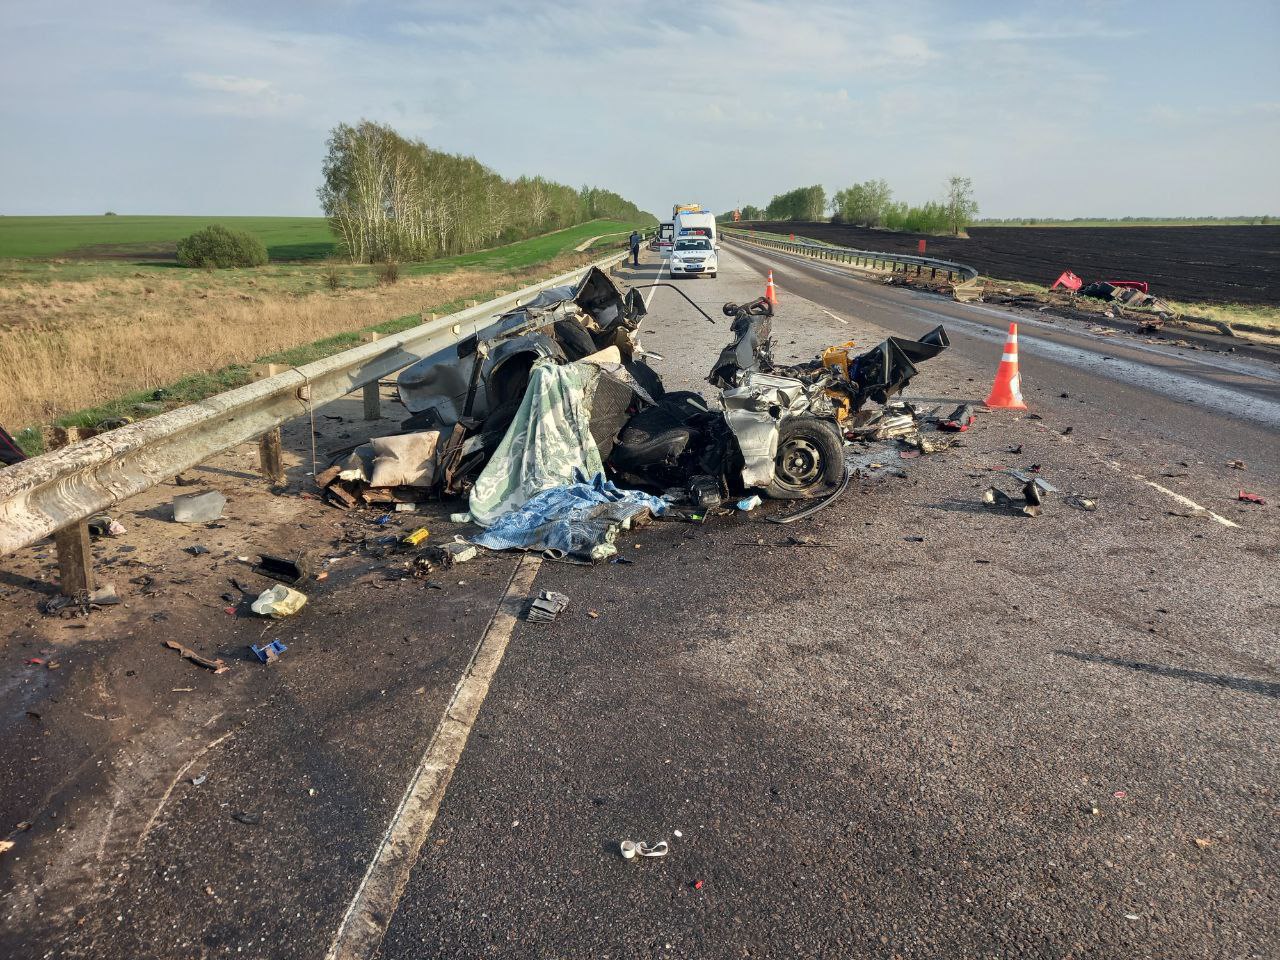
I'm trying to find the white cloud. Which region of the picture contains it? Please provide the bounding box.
[183,72,304,116]
[186,73,276,97]
[973,17,1136,42]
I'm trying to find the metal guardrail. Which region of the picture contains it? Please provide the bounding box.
[0,250,628,568]
[722,228,979,284]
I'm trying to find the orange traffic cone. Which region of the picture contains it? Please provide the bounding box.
[765,270,778,306]
[984,322,1028,409]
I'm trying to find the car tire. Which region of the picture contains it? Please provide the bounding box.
[765,417,845,500]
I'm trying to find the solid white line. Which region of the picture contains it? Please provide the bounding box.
[644,255,668,308]
[326,553,543,960]
[820,308,849,325]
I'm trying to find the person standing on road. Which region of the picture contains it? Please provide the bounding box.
[629,230,641,267]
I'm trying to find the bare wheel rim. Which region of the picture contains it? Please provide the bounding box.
[775,436,824,489]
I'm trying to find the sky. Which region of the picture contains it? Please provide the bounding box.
[2,0,1278,219]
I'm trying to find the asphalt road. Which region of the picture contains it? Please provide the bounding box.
[370,248,1278,959]
[2,245,1276,959]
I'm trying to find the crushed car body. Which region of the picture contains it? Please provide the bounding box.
[397,267,650,428]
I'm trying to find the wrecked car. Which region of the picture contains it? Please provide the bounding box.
[326,278,950,528]
[397,266,652,430]
[611,297,949,500]
[610,298,845,500]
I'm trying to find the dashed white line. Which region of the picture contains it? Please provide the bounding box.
[820,308,849,325]
[1120,469,1240,528]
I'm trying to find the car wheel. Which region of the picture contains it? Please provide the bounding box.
[765,417,845,500]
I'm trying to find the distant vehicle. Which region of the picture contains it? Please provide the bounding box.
[669,236,717,278]
[656,221,675,250]
[672,202,702,219]
[673,210,717,247]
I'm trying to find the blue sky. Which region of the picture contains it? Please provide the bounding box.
[2,0,1277,218]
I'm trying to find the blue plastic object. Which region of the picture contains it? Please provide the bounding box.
[250,640,288,663]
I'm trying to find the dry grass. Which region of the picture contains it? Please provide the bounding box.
[0,254,592,428]
[1166,299,1280,334]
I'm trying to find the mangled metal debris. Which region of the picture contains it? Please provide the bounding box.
[164,639,228,673]
[397,266,648,429]
[1080,281,1174,314]
[984,472,1059,517]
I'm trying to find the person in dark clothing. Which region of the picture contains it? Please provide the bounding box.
[628,230,641,267]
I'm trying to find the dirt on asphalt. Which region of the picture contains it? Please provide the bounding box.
[738,222,1280,306]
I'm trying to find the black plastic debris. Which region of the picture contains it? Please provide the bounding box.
[938,404,975,432]
[687,474,724,510]
[525,591,570,623]
[254,553,312,585]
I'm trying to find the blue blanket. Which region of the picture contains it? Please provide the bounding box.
[472,471,666,562]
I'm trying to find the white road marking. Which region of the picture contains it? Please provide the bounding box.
[644,255,668,308]
[96,786,124,864]
[1120,469,1240,528]
[326,553,543,960]
[820,308,849,325]
[1022,415,1242,528]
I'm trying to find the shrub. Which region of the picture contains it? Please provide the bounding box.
[322,261,345,290]
[375,259,400,285]
[176,224,268,268]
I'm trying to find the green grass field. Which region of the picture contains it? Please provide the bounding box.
[0,215,644,270]
[0,218,644,294]
[0,215,337,261]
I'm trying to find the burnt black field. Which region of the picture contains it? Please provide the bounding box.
[737,222,1280,305]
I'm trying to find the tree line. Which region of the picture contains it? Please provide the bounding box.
[319,120,653,263]
[728,176,979,236]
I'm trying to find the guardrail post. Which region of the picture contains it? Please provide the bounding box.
[363,383,382,420]
[258,428,285,485]
[361,332,383,420]
[251,362,286,382]
[54,521,95,596]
